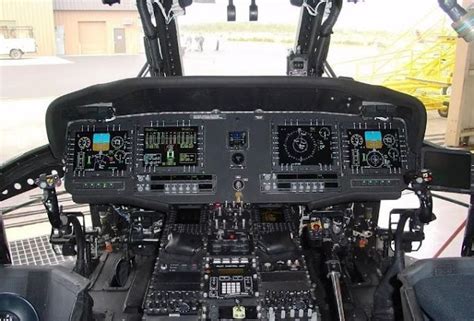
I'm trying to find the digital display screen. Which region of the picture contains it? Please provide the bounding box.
[143,127,198,167]
[364,131,383,149]
[347,129,402,169]
[423,150,471,192]
[175,207,202,224]
[73,131,128,171]
[228,131,248,149]
[217,268,245,276]
[92,133,111,151]
[278,126,332,166]
[260,208,285,223]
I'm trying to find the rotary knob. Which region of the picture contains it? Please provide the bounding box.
[295,299,307,310]
[177,302,191,314]
[233,179,245,191]
[231,152,245,165]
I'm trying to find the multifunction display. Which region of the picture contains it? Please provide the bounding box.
[73,131,129,171]
[143,127,198,167]
[347,129,402,169]
[278,126,332,166]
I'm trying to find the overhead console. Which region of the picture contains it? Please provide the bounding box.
[46,76,426,209]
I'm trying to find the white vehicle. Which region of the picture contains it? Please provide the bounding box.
[0,26,37,59]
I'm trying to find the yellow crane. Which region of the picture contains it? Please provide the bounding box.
[339,12,456,117]
[380,35,455,117]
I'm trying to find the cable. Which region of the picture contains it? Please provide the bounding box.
[303,0,327,16]
[431,192,470,208]
[154,0,185,25]
[405,188,470,208]
[113,206,130,222]
[69,215,87,276]
[433,219,467,258]
[155,0,174,24]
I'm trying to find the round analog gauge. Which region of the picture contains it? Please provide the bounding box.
[367,151,384,168]
[111,136,124,149]
[114,150,126,163]
[283,128,317,162]
[77,136,91,150]
[388,148,399,160]
[383,134,396,147]
[319,127,331,140]
[350,134,364,146]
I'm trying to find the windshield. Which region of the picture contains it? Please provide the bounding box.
[0,0,453,163]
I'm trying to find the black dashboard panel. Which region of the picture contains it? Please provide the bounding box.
[46,76,426,209]
[64,111,411,208]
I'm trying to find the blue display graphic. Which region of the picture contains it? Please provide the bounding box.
[364,131,382,149]
[92,133,111,151]
[228,131,248,149]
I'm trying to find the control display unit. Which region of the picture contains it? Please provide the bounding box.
[277,125,332,166]
[143,126,199,167]
[73,130,129,172]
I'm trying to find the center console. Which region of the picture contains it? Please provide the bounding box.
[142,203,317,320]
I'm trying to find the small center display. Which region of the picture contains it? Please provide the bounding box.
[278,126,332,166]
[228,131,248,149]
[143,127,198,167]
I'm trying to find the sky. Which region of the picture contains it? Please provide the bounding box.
[177,0,465,31]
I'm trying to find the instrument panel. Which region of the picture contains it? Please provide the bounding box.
[65,111,411,206]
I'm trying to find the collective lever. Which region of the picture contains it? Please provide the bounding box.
[327,260,345,321]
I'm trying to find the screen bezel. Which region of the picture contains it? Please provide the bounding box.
[421,146,472,194]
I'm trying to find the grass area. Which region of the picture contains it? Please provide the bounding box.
[180,23,401,47]
[227,36,294,44]
[180,22,297,34]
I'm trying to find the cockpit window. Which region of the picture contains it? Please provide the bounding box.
[0,0,454,163]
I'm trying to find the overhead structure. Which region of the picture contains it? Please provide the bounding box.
[445,28,474,145]
[438,0,474,42]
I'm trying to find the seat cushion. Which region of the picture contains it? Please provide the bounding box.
[414,275,474,321]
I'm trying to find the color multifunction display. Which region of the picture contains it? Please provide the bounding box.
[277,126,332,166]
[73,131,129,171]
[347,129,402,169]
[143,127,199,167]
